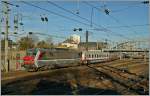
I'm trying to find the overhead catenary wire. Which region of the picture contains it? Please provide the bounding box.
[83,1,142,35]
[111,2,147,13]
[107,15,139,34]
[20,1,132,40]
[21,1,120,40]
[21,1,90,27]
[106,24,150,29]
[47,1,105,30]
[46,1,131,40]
[2,1,132,40]
[88,1,149,13]
[47,1,110,33]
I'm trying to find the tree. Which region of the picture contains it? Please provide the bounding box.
[18,36,34,50]
[36,40,51,48]
[36,40,54,48]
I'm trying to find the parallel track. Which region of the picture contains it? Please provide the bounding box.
[87,60,149,95]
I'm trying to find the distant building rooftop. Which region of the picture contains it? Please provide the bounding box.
[78,42,108,50]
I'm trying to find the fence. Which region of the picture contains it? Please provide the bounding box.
[1,50,26,71]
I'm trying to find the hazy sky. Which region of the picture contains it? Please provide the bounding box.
[1,1,149,44]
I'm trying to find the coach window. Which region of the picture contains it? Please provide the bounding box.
[92,54,94,58]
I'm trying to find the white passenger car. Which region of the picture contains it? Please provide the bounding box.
[81,50,117,64]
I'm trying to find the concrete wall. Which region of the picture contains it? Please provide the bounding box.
[1,50,26,71]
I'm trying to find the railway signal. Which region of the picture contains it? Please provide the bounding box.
[45,17,48,22]
[28,32,33,35]
[73,28,82,31]
[142,1,149,4]
[40,15,48,22]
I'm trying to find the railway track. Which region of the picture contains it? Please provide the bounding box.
[103,59,149,80]
[87,62,149,95]
[102,59,144,68]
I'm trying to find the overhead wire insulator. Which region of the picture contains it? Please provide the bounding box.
[1,17,4,22]
[14,20,17,23]
[20,22,23,25]
[76,10,79,14]
[1,32,5,34]
[101,1,110,15]
[14,26,18,29]
[16,5,19,7]
[104,9,110,15]
[14,32,17,34]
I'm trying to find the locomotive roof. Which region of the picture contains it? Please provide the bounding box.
[27,48,80,52]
